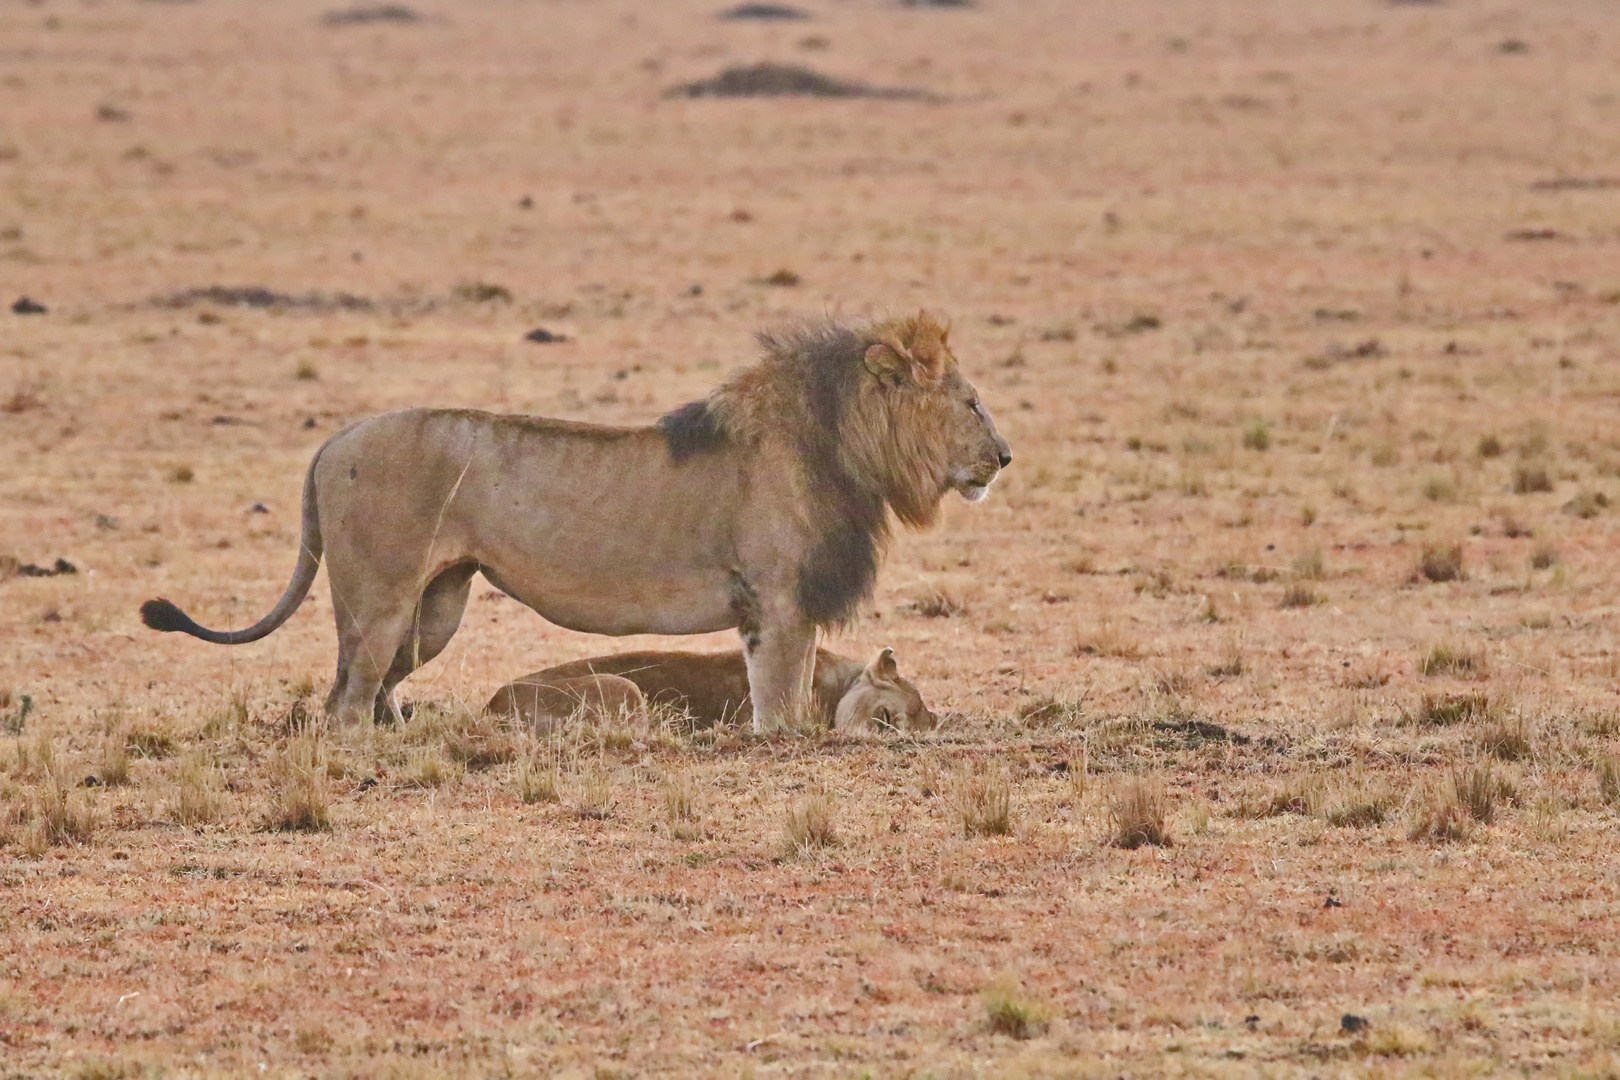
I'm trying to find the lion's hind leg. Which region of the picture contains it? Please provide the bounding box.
[375,563,478,722]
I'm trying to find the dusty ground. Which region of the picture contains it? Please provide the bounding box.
[4,0,1620,1075]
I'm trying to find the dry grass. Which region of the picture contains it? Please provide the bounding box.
[265,736,329,833]
[169,751,225,827]
[1108,776,1171,848]
[982,981,1051,1040]
[1073,616,1143,660]
[576,760,616,820]
[1416,542,1465,583]
[784,782,837,853]
[948,761,1013,838]
[1417,641,1485,678]
[514,742,560,805]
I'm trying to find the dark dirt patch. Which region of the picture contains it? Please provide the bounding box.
[720,3,809,20]
[666,63,932,100]
[1530,177,1620,193]
[152,287,374,312]
[321,5,419,25]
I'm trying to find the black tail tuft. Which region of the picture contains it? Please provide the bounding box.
[140,597,192,633]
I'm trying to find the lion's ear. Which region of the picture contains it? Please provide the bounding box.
[908,316,947,384]
[866,647,899,683]
[864,343,909,387]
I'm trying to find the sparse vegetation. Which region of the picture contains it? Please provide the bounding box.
[784,782,837,852]
[983,982,1050,1040]
[949,761,1013,837]
[1417,642,1484,678]
[1108,776,1170,848]
[266,736,330,832]
[1416,542,1464,583]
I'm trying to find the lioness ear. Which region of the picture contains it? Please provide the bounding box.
[863,342,908,387]
[866,647,899,683]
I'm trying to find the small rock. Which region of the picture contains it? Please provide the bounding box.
[524,327,568,344]
[251,502,270,514]
[95,514,118,531]
[11,296,46,315]
[358,776,378,792]
[1324,895,1343,908]
[82,775,101,788]
[53,558,76,575]
[1341,1014,1369,1034]
[517,195,534,209]
[686,283,703,296]
[303,417,317,429]
[95,104,132,122]
[1245,1015,1259,1031]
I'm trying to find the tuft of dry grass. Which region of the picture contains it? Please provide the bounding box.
[1406,690,1492,726]
[983,981,1051,1040]
[662,768,701,836]
[1248,774,1324,818]
[1417,641,1484,678]
[1279,581,1324,608]
[949,761,1012,838]
[576,761,616,820]
[1513,463,1553,494]
[1451,761,1503,824]
[170,751,225,827]
[98,730,131,787]
[1416,542,1464,583]
[514,743,560,805]
[1530,542,1560,569]
[1073,615,1142,659]
[1206,633,1246,677]
[1407,784,1473,843]
[1476,714,1534,762]
[1108,776,1171,848]
[34,774,96,849]
[784,782,837,853]
[1597,755,1620,808]
[126,726,177,760]
[1292,548,1326,580]
[1324,780,1395,828]
[402,745,458,789]
[266,736,330,832]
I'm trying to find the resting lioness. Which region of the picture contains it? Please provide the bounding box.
[485,647,936,734]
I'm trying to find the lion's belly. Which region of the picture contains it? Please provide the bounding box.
[487,564,739,637]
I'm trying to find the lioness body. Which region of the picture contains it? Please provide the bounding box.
[140,313,1008,731]
[486,647,935,733]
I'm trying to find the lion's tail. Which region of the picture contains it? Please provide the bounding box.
[140,447,325,646]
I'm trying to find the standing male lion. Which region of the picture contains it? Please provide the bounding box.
[140,312,1010,731]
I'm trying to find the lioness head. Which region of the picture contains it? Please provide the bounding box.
[834,647,938,733]
[860,312,1012,523]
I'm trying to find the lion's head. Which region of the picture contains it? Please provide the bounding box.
[851,312,1012,524]
[833,648,938,733]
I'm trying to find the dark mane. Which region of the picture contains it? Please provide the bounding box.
[758,322,891,628]
[656,399,728,460]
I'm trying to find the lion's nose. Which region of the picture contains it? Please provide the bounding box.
[998,450,1012,468]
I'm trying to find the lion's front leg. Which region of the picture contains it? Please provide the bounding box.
[743,618,818,734]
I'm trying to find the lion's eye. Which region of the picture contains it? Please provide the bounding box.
[966,398,980,412]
